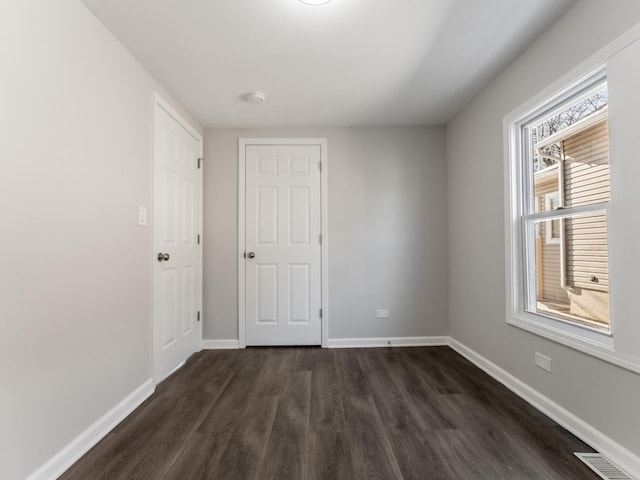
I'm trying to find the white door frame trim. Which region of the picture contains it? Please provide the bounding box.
[238,138,328,348]
[152,92,204,384]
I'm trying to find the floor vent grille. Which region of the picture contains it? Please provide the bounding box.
[574,453,634,480]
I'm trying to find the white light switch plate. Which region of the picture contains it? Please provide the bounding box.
[138,206,147,226]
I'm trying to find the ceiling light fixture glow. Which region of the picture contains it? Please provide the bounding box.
[298,0,332,5]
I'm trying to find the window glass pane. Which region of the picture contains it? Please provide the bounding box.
[550,217,561,239]
[562,118,610,208]
[533,164,559,210]
[529,86,609,210]
[527,211,610,332]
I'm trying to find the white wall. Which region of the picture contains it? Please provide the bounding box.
[447,0,640,460]
[204,127,448,341]
[0,1,201,479]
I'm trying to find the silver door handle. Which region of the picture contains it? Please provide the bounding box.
[157,252,170,262]
[246,252,255,259]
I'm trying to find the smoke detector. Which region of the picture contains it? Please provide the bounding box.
[245,91,266,104]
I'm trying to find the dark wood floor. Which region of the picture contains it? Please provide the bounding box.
[60,347,599,480]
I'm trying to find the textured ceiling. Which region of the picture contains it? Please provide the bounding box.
[82,0,576,127]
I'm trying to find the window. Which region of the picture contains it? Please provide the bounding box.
[544,192,561,244]
[507,67,613,345]
[504,30,640,373]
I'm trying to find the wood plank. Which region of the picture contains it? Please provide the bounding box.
[566,238,609,246]
[309,349,345,433]
[564,148,609,162]
[564,123,608,144]
[565,262,608,272]
[113,388,216,479]
[379,348,457,430]
[569,216,608,226]
[385,429,450,480]
[252,348,298,397]
[572,282,609,291]
[341,395,404,480]
[402,347,462,395]
[565,196,610,207]
[60,347,601,480]
[566,228,608,237]
[308,432,355,480]
[334,348,369,396]
[262,371,311,480]
[164,432,230,480]
[566,234,609,242]
[435,394,559,479]
[564,174,609,191]
[431,429,504,480]
[358,349,425,432]
[565,187,610,200]
[211,395,280,480]
[196,348,268,434]
[565,149,609,164]
[570,245,609,253]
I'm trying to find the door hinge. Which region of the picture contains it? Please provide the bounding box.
[197,311,201,322]
[198,157,203,169]
[197,234,201,245]
[319,234,322,244]
[319,308,322,318]
[319,161,322,172]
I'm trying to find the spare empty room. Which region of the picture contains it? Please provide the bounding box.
[2,0,640,479]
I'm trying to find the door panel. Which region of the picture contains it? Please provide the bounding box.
[257,264,278,324]
[153,101,201,382]
[162,268,177,347]
[289,187,310,245]
[258,187,278,245]
[289,264,310,324]
[245,145,322,345]
[182,266,194,334]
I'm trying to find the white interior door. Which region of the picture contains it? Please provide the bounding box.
[153,98,202,383]
[244,144,322,345]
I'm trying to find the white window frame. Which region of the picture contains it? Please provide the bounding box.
[504,24,640,374]
[517,68,612,344]
[504,64,624,361]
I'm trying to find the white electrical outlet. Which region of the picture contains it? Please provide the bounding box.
[534,352,552,373]
[376,309,390,319]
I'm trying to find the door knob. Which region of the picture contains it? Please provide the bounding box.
[246,252,255,259]
[157,252,170,262]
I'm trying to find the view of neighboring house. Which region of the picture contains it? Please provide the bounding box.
[532,100,611,331]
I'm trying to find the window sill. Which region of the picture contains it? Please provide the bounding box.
[507,313,640,374]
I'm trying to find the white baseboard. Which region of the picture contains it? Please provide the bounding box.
[26,379,155,480]
[202,337,449,349]
[448,338,640,479]
[202,339,241,349]
[327,336,449,349]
